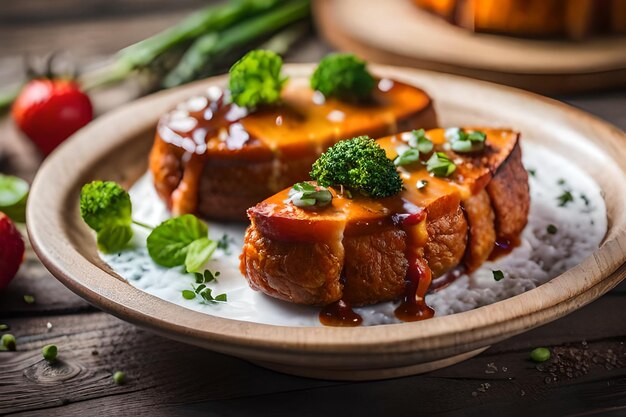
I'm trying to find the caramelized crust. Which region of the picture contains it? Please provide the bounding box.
[241,128,530,306]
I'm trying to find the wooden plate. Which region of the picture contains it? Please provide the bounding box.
[27,65,626,381]
[313,0,626,94]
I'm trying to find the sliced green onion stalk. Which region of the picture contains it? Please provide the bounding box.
[448,128,487,154]
[285,182,332,209]
[408,129,433,154]
[426,152,456,178]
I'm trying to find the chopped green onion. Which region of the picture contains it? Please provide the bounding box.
[530,347,551,363]
[409,129,433,154]
[416,180,428,190]
[426,152,456,178]
[394,148,420,167]
[450,129,486,153]
[492,270,504,281]
[286,182,332,209]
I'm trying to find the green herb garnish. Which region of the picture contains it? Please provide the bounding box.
[528,169,536,177]
[409,129,434,154]
[580,193,590,207]
[286,182,333,209]
[0,174,29,223]
[310,53,375,101]
[547,224,558,234]
[113,371,126,385]
[217,234,235,255]
[147,214,208,268]
[310,136,402,198]
[557,178,566,185]
[557,191,574,207]
[0,324,9,331]
[530,347,551,363]
[394,148,420,167]
[80,181,133,253]
[416,180,428,190]
[229,49,287,109]
[42,344,58,362]
[449,129,486,153]
[1,333,16,351]
[182,290,196,300]
[23,295,35,304]
[426,152,456,178]
[395,129,433,167]
[492,270,504,281]
[184,237,218,273]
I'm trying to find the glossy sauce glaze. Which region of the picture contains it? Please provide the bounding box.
[246,128,524,326]
[150,78,434,216]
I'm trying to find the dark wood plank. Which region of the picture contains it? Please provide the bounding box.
[1,293,624,415]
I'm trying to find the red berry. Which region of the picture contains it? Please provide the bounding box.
[12,79,93,156]
[0,212,25,290]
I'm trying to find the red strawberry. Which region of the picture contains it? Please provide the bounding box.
[0,212,25,290]
[12,78,93,156]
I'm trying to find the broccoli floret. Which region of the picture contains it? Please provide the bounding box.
[80,181,132,232]
[310,136,402,198]
[310,53,375,101]
[228,49,287,109]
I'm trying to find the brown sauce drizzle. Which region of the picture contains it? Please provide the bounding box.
[395,255,435,322]
[488,236,520,261]
[319,299,363,327]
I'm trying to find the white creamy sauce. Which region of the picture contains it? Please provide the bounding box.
[102,142,607,327]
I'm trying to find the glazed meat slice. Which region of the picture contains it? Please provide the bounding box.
[149,77,437,221]
[241,128,530,306]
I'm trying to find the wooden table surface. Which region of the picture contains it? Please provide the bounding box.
[1,2,626,416]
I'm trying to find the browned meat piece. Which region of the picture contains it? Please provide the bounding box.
[240,127,529,306]
[462,190,496,272]
[149,78,437,221]
[486,143,530,240]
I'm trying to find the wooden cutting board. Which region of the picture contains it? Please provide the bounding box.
[313,0,626,94]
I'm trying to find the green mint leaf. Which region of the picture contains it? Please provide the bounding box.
[80,181,132,232]
[0,174,29,223]
[147,214,208,267]
[96,224,133,254]
[185,238,218,273]
[394,148,420,167]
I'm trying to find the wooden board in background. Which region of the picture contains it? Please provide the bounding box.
[313,0,626,94]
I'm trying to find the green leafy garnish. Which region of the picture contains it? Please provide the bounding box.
[229,49,287,108]
[409,129,433,154]
[217,234,235,255]
[528,169,536,177]
[547,224,558,234]
[185,284,227,304]
[426,152,456,178]
[0,174,29,223]
[23,295,35,304]
[449,129,486,153]
[395,129,434,167]
[493,270,504,281]
[80,181,133,253]
[557,191,574,207]
[182,290,196,300]
[310,136,402,198]
[185,237,218,273]
[310,53,375,101]
[147,214,208,268]
[286,182,333,209]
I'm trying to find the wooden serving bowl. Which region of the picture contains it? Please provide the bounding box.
[27,65,626,381]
